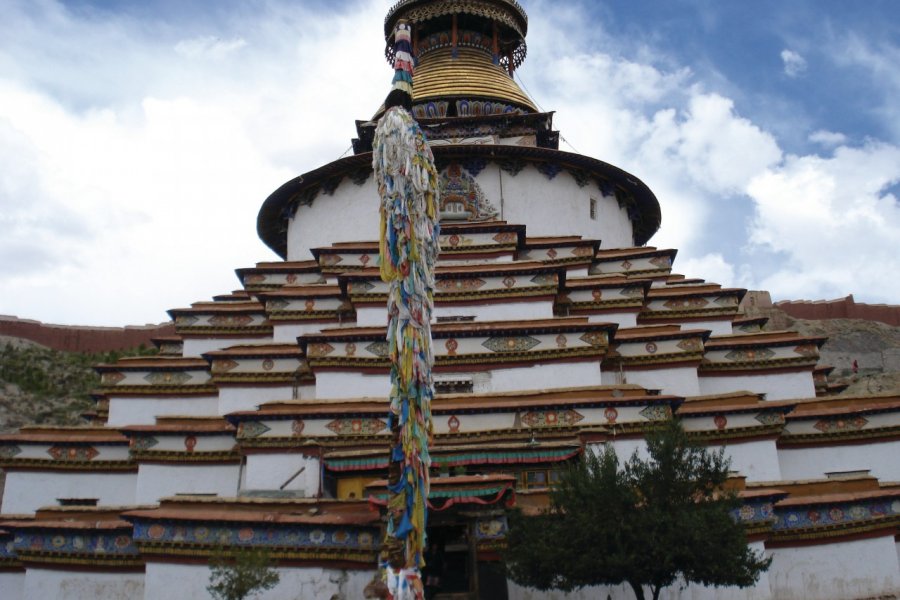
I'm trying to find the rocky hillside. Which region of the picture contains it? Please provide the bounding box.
[0,336,156,433]
[743,306,900,396]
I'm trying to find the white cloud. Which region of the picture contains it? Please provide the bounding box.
[746,142,900,301]
[174,36,247,59]
[674,253,737,288]
[808,129,847,147]
[780,49,807,77]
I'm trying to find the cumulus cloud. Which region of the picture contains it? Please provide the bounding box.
[781,49,807,77]
[746,142,900,301]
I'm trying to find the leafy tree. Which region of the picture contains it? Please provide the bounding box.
[207,546,280,600]
[505,420,770,600]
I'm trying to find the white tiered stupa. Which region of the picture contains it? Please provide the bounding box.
[1,1,898,599]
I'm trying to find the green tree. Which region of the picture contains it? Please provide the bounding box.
[207,546,281,600]
[505,420,770,600]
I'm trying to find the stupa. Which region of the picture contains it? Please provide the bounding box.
[1,1,898,599]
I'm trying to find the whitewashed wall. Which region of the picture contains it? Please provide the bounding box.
[286,166,636,261]
[144,562,373,600]
[698,372,815,401]
[778,439,900,481]
[183,337,269,358]
[243,454,320,496]
[218,386,297,415]
[608,365,699,397]
[135,464,240,504]
[586,312,638,328]
[0,572,24,600]
[708,439,781,482]
[1,471,136,514]
[21,568,143,600]
[767,534,900,600]
[107,396,219,426]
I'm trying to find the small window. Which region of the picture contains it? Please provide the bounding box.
[589,197,598,220]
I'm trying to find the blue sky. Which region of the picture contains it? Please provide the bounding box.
[1,0,899,325]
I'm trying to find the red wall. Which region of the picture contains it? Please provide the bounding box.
[0,315,174,353]
[775,295,900,327]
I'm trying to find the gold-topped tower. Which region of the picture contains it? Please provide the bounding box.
[380,0,537,117]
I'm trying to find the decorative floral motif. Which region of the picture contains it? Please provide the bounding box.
[476,518,508,539]
[211,360,238,373]
[621,260,633,271]
[0,445,22,459]
[579,331,607,347]
[243,274,265,285]
[267,299,290,312]
[676,338,703,352]
[345,343,357,357]
[448,415,460,433]
[793,344,819,358]
[174,315,199,327]
[502,276,517,288]
[350,281,375,294]
[436,278,486,291]
[445,339,459,356]
[318,254,343,267]
[130,436,158,451]
[365,341,390,357]
[536,162,562,180]
[546,248,558,259]
[755,413,783,426]
[648,256,672,268]
[182,436,196,452]
[482,335,540,353]
[639,405,671,421]
[326,418,387,436]
[238,421,271,438]
[285,274,298,284]
[439,163,498,222]
[521,409,584,428]
[604,407,618,424]
[714,415,728,430]
[493,232,517,244]
[47,446,99,461]
[412,101,449,118]
[572,245,594,257]
[530,273,558,286]
[262,358,275,371]
[292,420,305,436]
[714,295,738,306]
[813,416,868,433]
[645,342,658,354]
[144,371,192,385]
[462,158,488,177]
[101,371,126,385]
[305,299,316,311]
[555,334,568,348]
[663,297,709,310]
[209,315,254,327]
[499,160,525,176]
[724,348,775,362]
[359,254,371,266]
[306,343,335,358]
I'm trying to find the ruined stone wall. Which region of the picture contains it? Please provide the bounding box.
[0,315,174,353]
